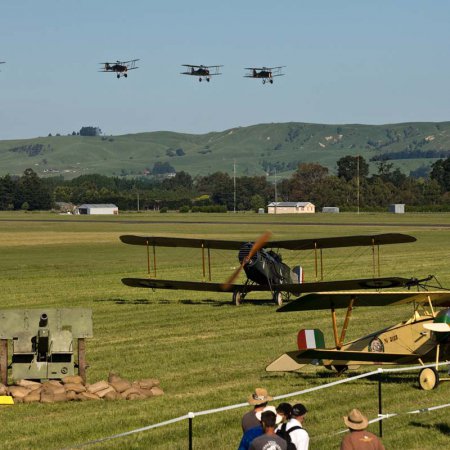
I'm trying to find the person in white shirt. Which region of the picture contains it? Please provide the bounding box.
[276,403,309,450]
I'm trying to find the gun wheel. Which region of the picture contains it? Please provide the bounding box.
[419,367,439,390]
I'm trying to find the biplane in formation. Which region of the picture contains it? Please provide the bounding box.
[120,232,416,306]
[181,64,223,82]
[266,277,450,390]
[99,59,139,78]
[244,66,285,84]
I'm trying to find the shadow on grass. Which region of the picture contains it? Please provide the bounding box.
[179,298,279,307]
[410,421,450,436]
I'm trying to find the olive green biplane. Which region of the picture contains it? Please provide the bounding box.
[121,232,416,305]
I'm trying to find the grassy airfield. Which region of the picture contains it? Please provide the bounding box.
[0,211,449,450]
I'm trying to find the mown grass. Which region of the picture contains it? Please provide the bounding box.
[0,212,449,449]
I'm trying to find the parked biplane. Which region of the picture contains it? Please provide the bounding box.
[99,59,139,78]
[181,64,223,82]
[266,281,450,389]
[244,66,285,84]
[120,232,416,305]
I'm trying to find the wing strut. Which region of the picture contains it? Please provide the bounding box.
[331,297,355,350]
[145,239,157,278]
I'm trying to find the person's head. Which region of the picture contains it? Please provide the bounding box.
[343,408,368,431]
[292,403,308,423]
[248,388,273,409]
[276,402,293,422]
[260,410,277,431]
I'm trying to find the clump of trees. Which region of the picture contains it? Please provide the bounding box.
[2,154,450,211]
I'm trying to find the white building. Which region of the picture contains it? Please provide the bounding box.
[267,202,315,214]
[77,204,119,215]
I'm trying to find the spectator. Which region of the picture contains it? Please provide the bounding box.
[238,406,281,450]
[277,403,309,450]
[340,408,385,450]
[250,408,286,450]
[242,388,273,433]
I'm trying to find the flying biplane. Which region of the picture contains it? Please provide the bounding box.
[266,279,450,390]
[244,66,285,84]
[99,59,139,78]
[181,64,223,82]
[120,232,416,305]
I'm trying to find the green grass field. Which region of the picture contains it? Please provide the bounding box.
[0,211,449,449]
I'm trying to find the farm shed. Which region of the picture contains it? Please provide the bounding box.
[77,204,119,215]
[388,204,405,214]
[267,202,315,214]
[322,207,339,213]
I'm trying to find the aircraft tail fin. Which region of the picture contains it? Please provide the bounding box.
[297,329,325,350]
[292,266,304,284]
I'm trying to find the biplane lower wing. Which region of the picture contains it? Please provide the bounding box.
[266,348,419,372]
[121,276,409,294]
[121,278,267,293]
[278,291,450,312]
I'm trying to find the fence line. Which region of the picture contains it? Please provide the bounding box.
[66,361,449,449]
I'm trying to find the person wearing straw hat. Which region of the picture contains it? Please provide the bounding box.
[340,409,385,450]
[242,388,273,433]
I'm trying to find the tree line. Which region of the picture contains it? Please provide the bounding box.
[2,155,450,212]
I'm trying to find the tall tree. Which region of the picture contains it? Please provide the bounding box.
[337,155,369,182]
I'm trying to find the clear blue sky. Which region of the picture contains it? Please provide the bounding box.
[1,0,450,139]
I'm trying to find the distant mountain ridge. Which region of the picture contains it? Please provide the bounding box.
[1,121,449,179]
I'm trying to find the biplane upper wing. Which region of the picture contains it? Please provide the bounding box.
[270,233,416,250]
[277,290,450,312]
[120,235,244,250]
[121,278,268,293]
[120,233,416,251]
[266,348,419,371]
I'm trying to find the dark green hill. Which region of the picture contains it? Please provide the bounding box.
[1,122,449,179]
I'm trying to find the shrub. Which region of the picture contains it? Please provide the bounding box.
[179,206,190,213]
[159,207,168,213]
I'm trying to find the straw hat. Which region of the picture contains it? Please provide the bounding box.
[343,408,369,430]
[248,388,273,405]
[255,405,282,425]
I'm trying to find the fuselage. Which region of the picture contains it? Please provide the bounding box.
[238,243,294,286]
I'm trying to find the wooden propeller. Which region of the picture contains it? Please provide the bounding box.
[221,231,272,291]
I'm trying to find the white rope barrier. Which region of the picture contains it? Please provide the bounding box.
[333,402,450,435]
[66,361,450,448]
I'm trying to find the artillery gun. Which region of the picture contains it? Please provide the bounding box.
[0,309,92,384]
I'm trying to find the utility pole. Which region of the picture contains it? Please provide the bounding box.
[357,155,360,215]
[233,160,236,213]
[274,168,278,215]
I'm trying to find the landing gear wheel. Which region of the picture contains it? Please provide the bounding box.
[117,74,120,79]
[232,291,244,306]
[419,367,439,390]
[269,79,273,84]
[199,78,202,82]
[124,73,127,78]
[273,291,283,306]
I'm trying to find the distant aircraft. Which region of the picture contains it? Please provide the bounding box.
[181,64,223,82]
[244,66,285,84]
[99,59,139,78]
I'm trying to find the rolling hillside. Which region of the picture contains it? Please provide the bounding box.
[1,121,450,179]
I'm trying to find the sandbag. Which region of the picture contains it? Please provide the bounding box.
[62,375,84,385]
[110,378,131,393]
[87,380,110,394]
[78,392,101,401]
[8,386,30,399]
[138,379,160,389]
[64,383,86,394]
[42,381,65,395]
[23,389,41,403]
[150,386,164,396]
[96,386,116,398]
[15,380,42,391]
[41,391,67,403]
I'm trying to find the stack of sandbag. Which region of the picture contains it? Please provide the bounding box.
[5,373,164,403]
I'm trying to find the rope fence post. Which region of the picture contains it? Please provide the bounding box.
[188,412,195,450]
[377,368,383,438]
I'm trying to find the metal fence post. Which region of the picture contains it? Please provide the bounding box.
[377,368,383,438]
[188,412,195,450]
